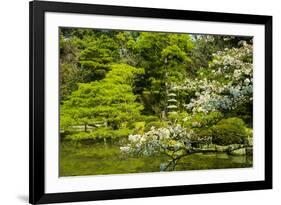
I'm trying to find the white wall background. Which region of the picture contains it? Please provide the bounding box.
[0,0,279,204]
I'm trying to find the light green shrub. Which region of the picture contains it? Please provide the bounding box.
[211,117,248,145]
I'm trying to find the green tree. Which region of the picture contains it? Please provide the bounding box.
[60,63,144,133]
[59,31,80,102]
[78,33,120,82]
[132,32,194,116]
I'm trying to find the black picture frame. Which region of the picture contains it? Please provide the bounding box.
[29,0,272,204]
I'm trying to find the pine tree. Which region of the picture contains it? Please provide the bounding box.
[60,63,144,133]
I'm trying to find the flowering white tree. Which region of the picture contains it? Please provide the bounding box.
[173,41,253,113]
[121,125,212,171]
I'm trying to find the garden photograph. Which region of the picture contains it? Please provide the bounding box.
[59,27,253,176]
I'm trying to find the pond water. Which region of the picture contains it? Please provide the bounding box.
[60,141,253,177]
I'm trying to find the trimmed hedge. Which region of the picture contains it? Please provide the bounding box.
[211,117,248,145]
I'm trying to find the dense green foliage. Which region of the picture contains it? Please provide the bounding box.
[59,28,253,175]
[61,63,144,133]
[211,118,248,145]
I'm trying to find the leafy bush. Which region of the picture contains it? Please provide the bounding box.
[245,127,253,138]
[179,111,223,130]
[144,121,168,132]
[211,117,248,145]
[168,112,189,124]
[65,127,132,142]
[196,128,213,138]
[133,122,146,134]
[137,115,159,123]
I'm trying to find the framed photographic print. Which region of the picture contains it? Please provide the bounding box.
[29,0,272,204]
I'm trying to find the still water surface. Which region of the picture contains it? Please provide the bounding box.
[60,142,253,177]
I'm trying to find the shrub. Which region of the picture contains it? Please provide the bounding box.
[211,117,248,145]
[245,127,253,138]
[138,115,159,123]
[168,112,189,124]
[144,121,168,132]
[196,128,213,138]
[65,127,132,142]
[133,122,146,134]
[181,111,223,129]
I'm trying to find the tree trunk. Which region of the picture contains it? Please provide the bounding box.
[84,123,87,132]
